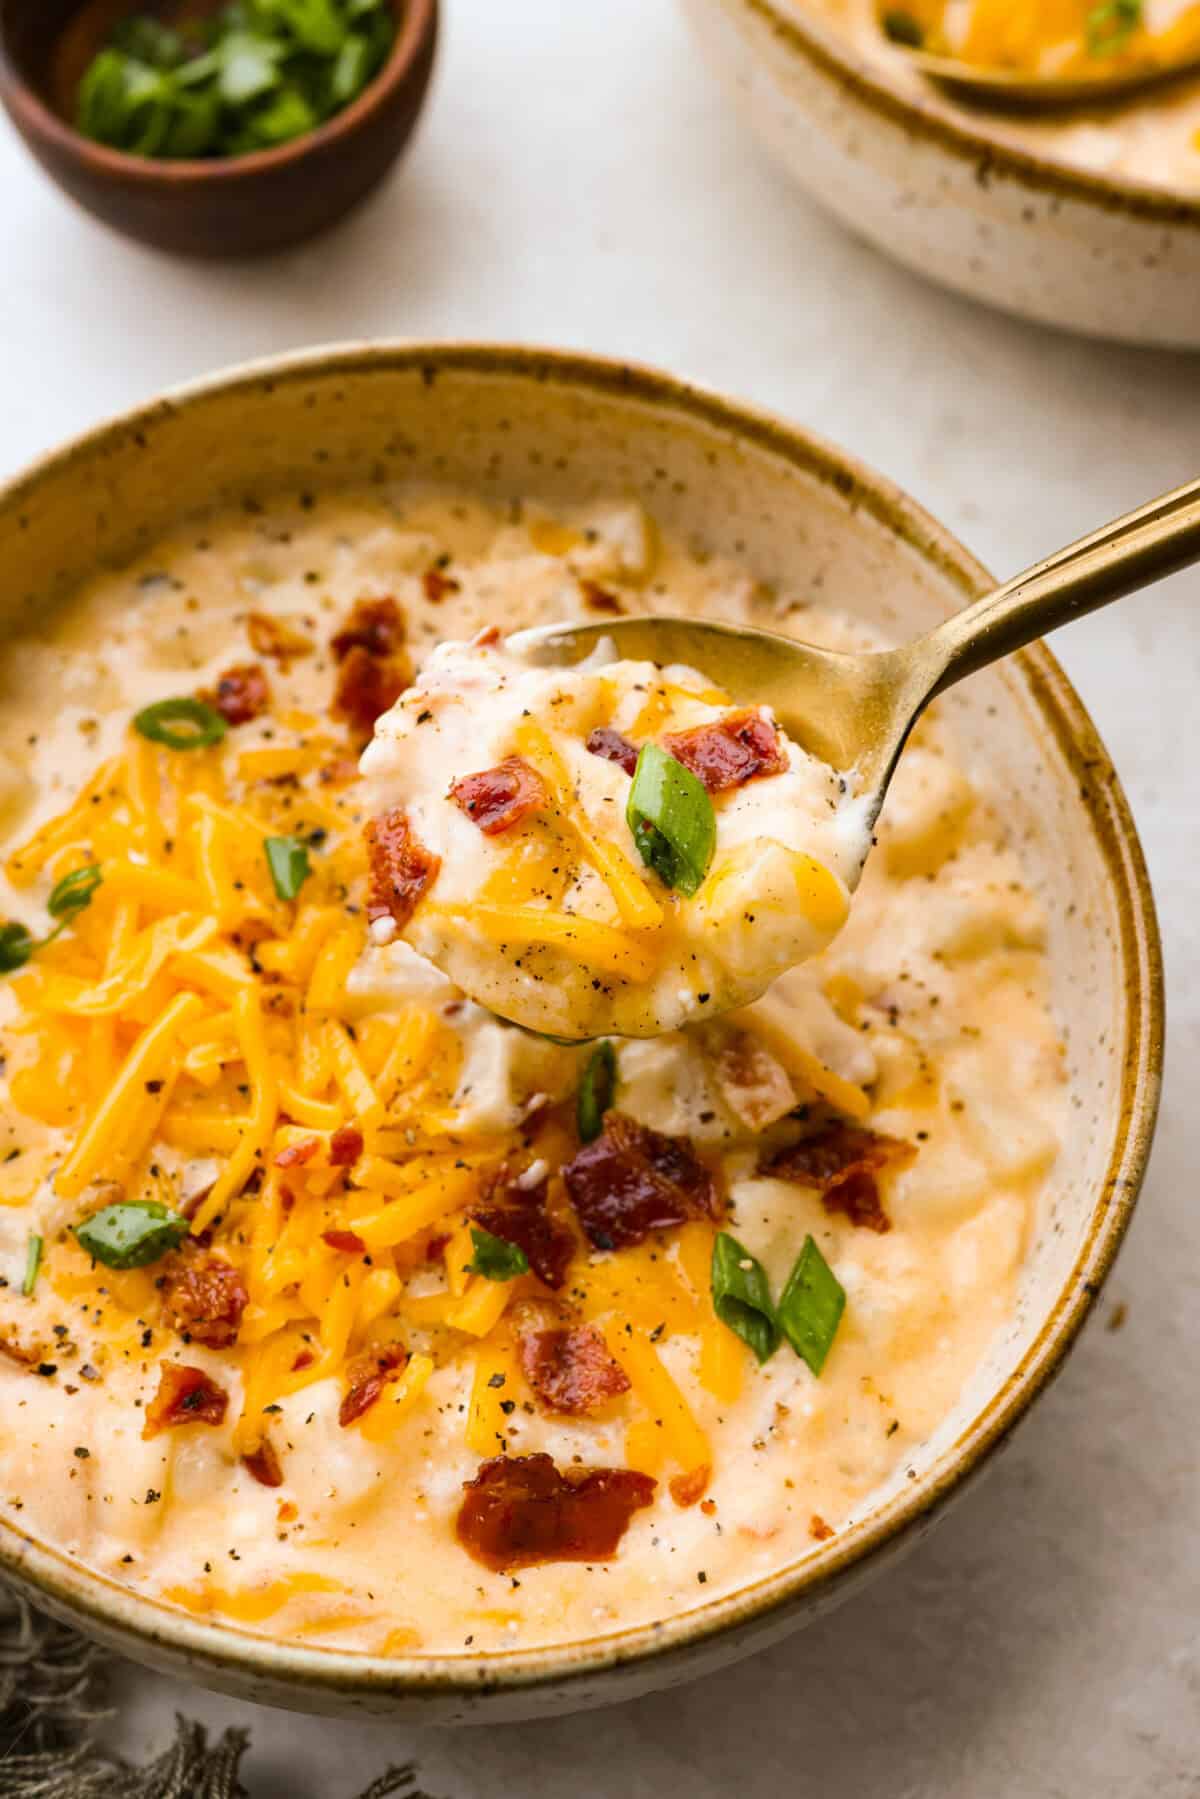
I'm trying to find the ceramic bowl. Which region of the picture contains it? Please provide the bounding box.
[0,344,1162,1721]
[0,0,437,257]
[680,0,1200,347]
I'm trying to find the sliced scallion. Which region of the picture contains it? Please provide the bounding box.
[466,1226,530,1283]
[577,1041,617,1143]
[778,1235,846,1376]
[22,1233,43,1297]
[0,923,34,974]
[133,697,227,751]
[75,1200,189,1271]
[47,864,103,925]
[626,743,715,898]
[264,835,311,902]
[711,1231,779,1364]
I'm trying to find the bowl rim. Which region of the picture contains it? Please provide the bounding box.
[0,0,436,185]
[718,0,1200,225]
[0,340,1164,1707]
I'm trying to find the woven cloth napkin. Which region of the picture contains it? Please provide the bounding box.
[0,1583,432,1799]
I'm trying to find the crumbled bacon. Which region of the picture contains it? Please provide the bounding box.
[580,579,623,614]
[662,708,788,794]
[456,1453,656,1570]
[810,1514,835,1541]
[472,1176,576,1290]
[518,1320,630,1416]
[329,1125,364,1167]
[585,726,638,777]
[669,1464,711,1508]
[422,567,461,604]
[243,1441,284,1488]
[142,1363,228,1438]
[158,1246,248,1349]
[323,1229,366,1254]
[449,756,549,836]
[708,1025,796,1131]
[339,1343,409,1427]
[563,1113,719,1251]
[759,1123,916,1234]
[246,611,313,664]
[0,1329,39,1368]
[205,662,270,726]
[275,1136,321,1169]
[330,596,406,661]
[333,644,412,736]
[365,807,441,931]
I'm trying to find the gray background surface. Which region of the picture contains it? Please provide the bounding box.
[1,1,1196,1791]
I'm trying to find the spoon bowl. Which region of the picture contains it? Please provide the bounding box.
[899,43,1200,108]
[514,469,1200,844]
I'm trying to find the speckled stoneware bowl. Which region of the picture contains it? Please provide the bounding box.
[0,344,1162,1722]
[680,0,1200,347]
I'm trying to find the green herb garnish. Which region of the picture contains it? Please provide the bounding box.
[577,1041,617,1144]
[75,1200,189,1271]
[76,0,396,163]
[22,1234,43,1298]
[778,1235,846,1376]
[626,743,716,898]
[0,864,102,979]
[133,697,228,751]
[881,9,925,47]
[264,835,312,901]
[711,1231,780,1365]
[465,1226,530,1283]
[1086,0,1141,56]
[0,923,34,974]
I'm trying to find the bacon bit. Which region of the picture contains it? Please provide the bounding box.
[323,1229,366,1255]
[580,579,623,614]
[700,1498,718,1518]
[243,1441,284,1488]
[330,596,407,662]
[205,662,270,726]
[277,1499,299,1523]
[246,611,314,664]
[810,1514,835,1542]
[519,1322,630,1416]
[759,1123,916,1235]
[291,1349,315,1372]
[365,807,441,931]
[319,756,359,787]
[669,1464,711,1508]
[142,1363,228,1438]
[333,643,412,736]
[456,1453,656,1570]
[708,1025,796,1131]
[422,567,461,604]
[329,1125,364,1166]
[563,1112,719,1251]
[662,709,788,794]
[339,1343,409,1427]
[0,1329,39,1368]
[472,1177,576,1290]
[449,756,549,836]
[585,726,638,777]
[424,1232,451,1263]
[158,1246,248,1349]
[274,1136,321,1169]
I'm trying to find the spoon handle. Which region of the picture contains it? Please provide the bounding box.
[920,473,1200,698]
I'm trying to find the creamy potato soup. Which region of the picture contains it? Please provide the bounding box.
[0,488,1063,1654]
[360,637,866,1039]
[807,0,1200,190]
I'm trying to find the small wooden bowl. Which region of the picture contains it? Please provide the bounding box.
[0,0,437,256]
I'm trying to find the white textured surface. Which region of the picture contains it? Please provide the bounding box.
[1,0,1197,1792]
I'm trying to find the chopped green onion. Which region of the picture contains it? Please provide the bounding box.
[626,743,716,898]
[264,835,311,901]
[465,1226,530,1283]
[711,1231,780,1365]
[778,1235,846,1376]
[47,864,103,924]
[75,1200,189,1271]
[134,697,227,751]
[22,1234,43,1298]
[1086,0,1140,55]
[0,922,34,974]
[577,1041,617,1143]
[881,8,924,46]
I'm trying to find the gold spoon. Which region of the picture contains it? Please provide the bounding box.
[894,42,1200,108]
[512,473,1200,844]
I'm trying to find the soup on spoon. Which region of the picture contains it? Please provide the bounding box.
[360,632,870,1040]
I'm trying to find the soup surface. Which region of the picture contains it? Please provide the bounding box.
[0,488,1063,1654]
[804,0,1200,190]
